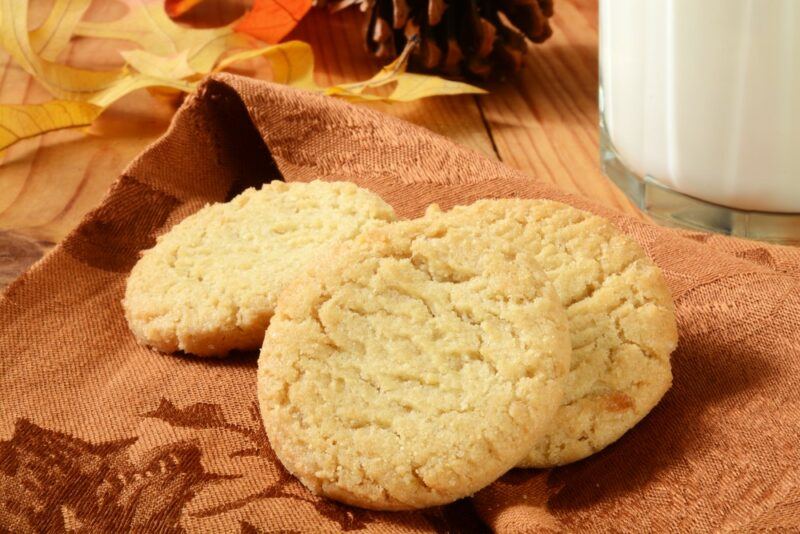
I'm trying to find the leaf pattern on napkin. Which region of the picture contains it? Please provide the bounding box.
[0,418,221,532]
[0,397,479,532]
[0,400,386,532]
[143,397,372,531]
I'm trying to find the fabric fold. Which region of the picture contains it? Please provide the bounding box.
[1,74,798,533]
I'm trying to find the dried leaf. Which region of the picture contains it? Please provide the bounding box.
[375,72,486,101]
[217,40,484,102]
[89,74,194,108]
[121,49,195,80]
[325,40,486,101]
[0,101,102,151]
[215,41,316,90]
[0,0,485,155]
[234,0,313,44]
[1,0,195,104]
[0,0,196,150]
[0,0,128,100]
[29,0,92,61]
[0,76,194,152]
[164,0,204,18]
[74,0,251,74]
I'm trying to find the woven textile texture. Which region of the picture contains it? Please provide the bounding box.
[1,74,799,533]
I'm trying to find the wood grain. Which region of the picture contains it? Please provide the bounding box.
[0,0,631,289]
[478,0,641,217]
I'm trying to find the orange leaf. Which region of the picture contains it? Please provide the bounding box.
[234,0,312,44]
[164,0,203,18]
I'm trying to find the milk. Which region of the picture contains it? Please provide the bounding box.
[600,0,800,213]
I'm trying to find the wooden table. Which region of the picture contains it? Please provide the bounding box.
[0,0,639,288]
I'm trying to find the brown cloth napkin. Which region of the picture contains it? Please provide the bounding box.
[2,74,799,533]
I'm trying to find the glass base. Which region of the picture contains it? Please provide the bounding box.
[600,129,800,246]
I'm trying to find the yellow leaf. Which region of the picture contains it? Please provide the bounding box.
[326,40,487,102]
[73,0,251,74]
[0,0,201,152]
[0,101,102,151]
[121,49,195,80]
[0,0,128,100]
[29,0,92,61]
[215,41,316,90]
[89,74,194,108]
[217,40,485,103]
[382,73,487,102]
[0,0,485,155]
[0,74,194,152]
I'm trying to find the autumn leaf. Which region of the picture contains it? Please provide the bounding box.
[89,74,194,108]
[324,37,486,101]
[0,0,486,154]
[215,41,317,91]
[0,0,194,150]
[165,0,314,42]
[221,39,485,103]
[73,0,251,74]
[0,0,128,100]
[234,0,313,44]
[329,71,487,102]
[0,101,102,151]
[0,0,196,104]
[121,49,196,80]
[29,0,93,61]
[164,0,204,18]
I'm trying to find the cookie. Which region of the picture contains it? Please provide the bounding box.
[123,180,396,357]
[257,220,572,510]
[418,199,678,467]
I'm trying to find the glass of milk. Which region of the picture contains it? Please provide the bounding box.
[599,0,800,244]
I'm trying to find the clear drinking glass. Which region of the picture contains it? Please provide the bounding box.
[599,0,800,244]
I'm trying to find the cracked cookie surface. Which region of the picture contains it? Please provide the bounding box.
[419,199,678,467]
[123,180,396,356]
[258,220,571,510]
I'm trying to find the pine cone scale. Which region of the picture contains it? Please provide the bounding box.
[322,0,555,77]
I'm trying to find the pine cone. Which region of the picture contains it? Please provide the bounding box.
[316,0,554,78]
